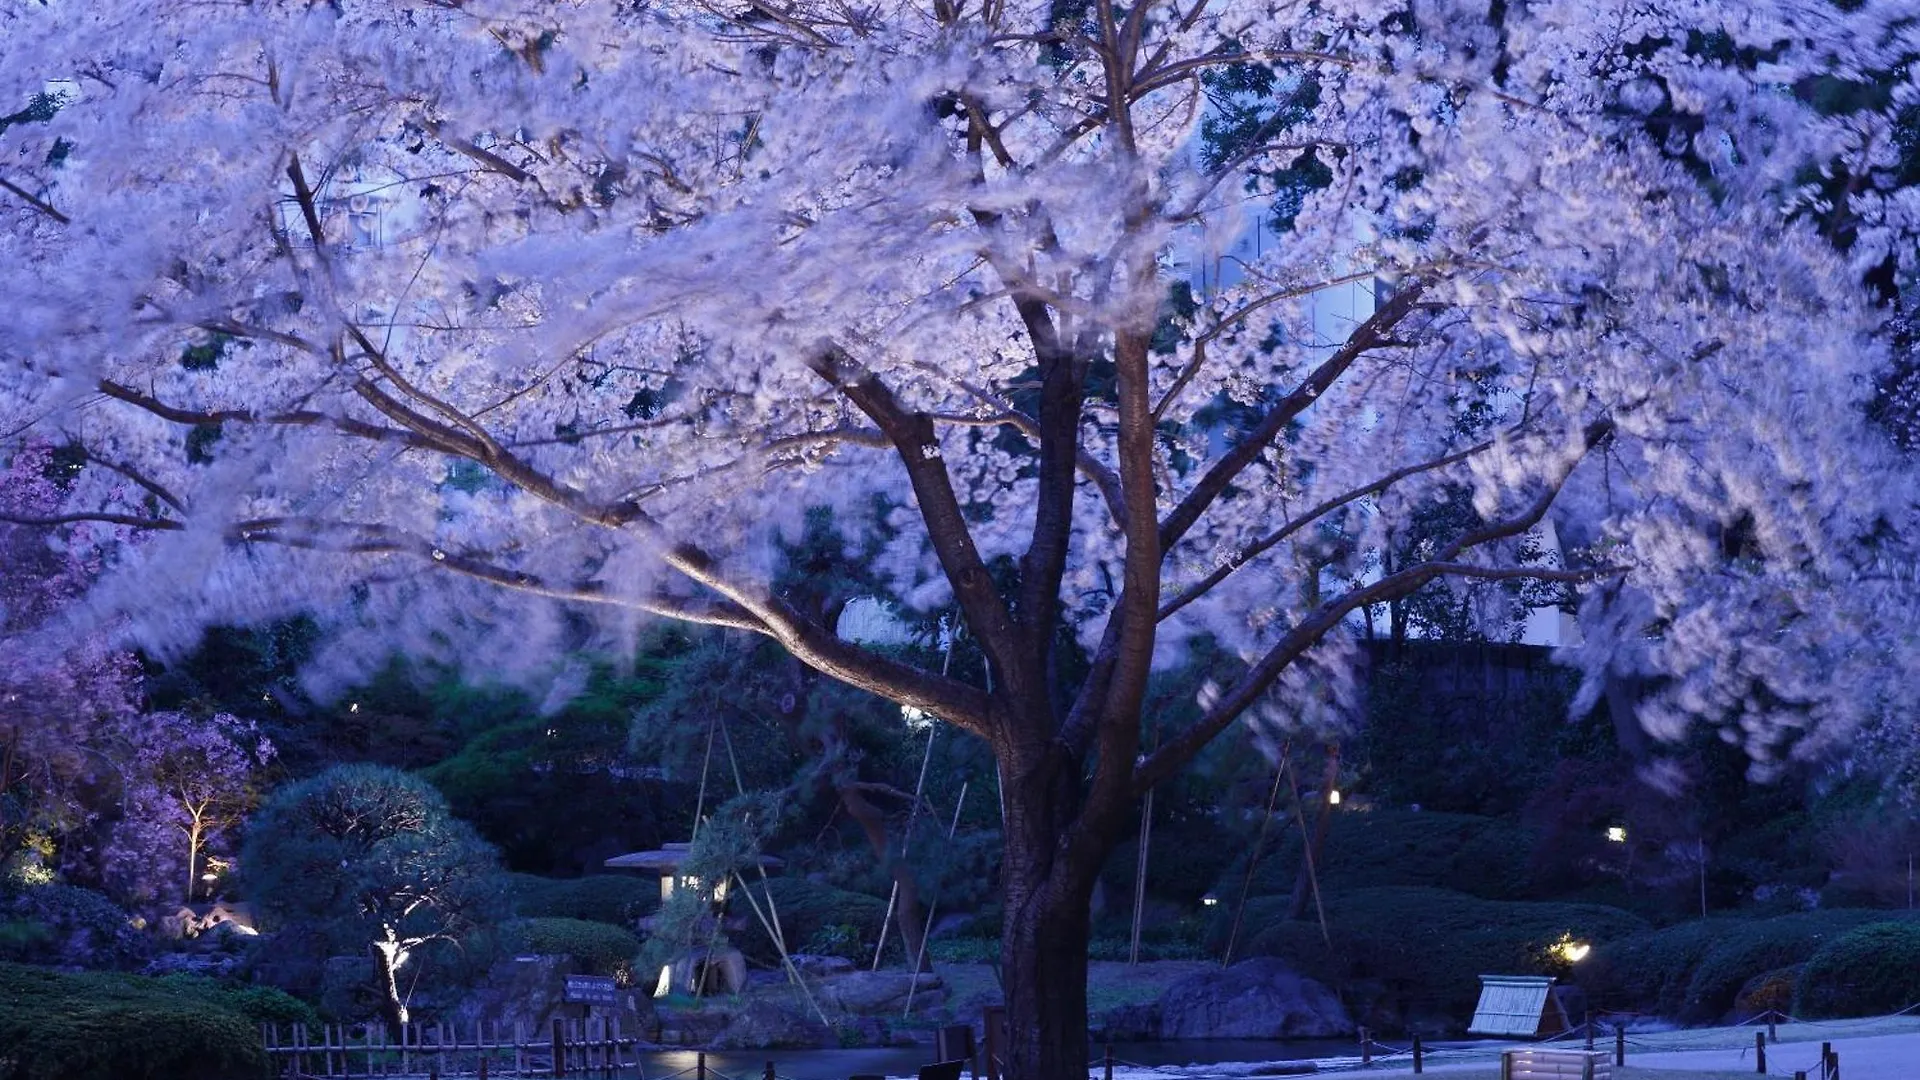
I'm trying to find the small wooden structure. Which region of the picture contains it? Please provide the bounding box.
[1500,1048,1611,1080]
[1469,975,1572,1037]
[602,842,781,902]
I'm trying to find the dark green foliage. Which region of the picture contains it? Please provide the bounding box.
[149,973,320,1027]
[179,331,236,372]
[503,917,642,979]
[1220,809,1539,902]
[799,922,865,961]
[0,962,269,1080]
[421,660,682,875]
[1234,887,1647,1023]
[1358,649,1608,817]
[734,878,887,966]
[1795,920,1920,1018]
[242,764,504,950]
[0,884,148,969]
[1583,910,1893,1020]
[506,874,660,925]
[184,422,223,465]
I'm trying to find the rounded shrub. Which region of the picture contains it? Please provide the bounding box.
[0,883,149,969]
[1795,921,1920,1018]
[504,917,642,979]
[733,878,886,965]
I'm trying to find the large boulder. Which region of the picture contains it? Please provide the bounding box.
[710,999,835,1049]
[1152,958,1350,1040]
[818,970,943,1014]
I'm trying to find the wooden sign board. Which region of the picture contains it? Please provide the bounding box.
[563,974,619,1006]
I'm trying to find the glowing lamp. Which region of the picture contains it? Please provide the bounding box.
[1554,940,1592,963]
[1606,826,1627,844]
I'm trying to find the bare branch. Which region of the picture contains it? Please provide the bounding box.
[1158,279,1430,552]
[1158,436,1497,620]
[0,176,70,224]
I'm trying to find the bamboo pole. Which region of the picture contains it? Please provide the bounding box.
[1128,787,1154,966]
[875,724,938,969]
[1223,740,1292,967]
[691,715,717,843]
[1284,758,1331,946]
[903,781,969,1016]
[733,870,833,1026]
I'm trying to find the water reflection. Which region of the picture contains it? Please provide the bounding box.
[635,1039,1374,1080]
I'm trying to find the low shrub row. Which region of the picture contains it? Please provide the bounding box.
[0,963,313,1080]
[1583,909,1898,1021]
[505,874,660,926]
[1233,886,1648,1023]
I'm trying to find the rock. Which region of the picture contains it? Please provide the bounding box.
[654,1004,731,1045]
[1093,1002,1159,1042]
[818,970,943,1014]
[710,999,835,1049]
[664,947,749,996]
[1151,958,1350,1040]
[141,950,241,979]
[321,955,378,1021]
[788,953,855,977]
[450,954,655,1038]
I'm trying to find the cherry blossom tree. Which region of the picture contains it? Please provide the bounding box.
[3,3,1919,1074]
[0,443,141,871]
[100,710,275,908]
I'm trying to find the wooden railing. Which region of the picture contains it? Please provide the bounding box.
[263,1017,664,1079]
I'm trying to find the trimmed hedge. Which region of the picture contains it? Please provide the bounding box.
[0,962,272,1080]
[503,917,642,978]
[1235,887,1648,1022]
[1584,909,1894,1021]
[1795,921,1920,1018]
[507,874,660,925]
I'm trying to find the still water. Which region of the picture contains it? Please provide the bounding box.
[632,1039,1376,1080]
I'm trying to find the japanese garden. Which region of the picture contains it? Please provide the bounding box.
[3,1,1920,1079]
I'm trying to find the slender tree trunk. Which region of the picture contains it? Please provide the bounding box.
[370,932,410,1035]
[838,779,932,971]
[186,826,200,905]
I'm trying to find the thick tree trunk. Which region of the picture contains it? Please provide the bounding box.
[370,933,409,1036]
[996,740,1118,1080]
[1002,886,1093,1080]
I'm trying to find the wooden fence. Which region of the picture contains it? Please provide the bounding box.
[262,1017,684,1079]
